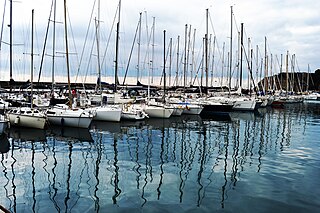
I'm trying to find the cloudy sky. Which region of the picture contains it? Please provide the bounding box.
[1,0,319,86]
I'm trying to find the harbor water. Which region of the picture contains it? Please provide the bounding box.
[0,101,320,212]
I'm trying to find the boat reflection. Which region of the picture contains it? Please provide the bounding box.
[0,133,9,154]
[8,126,47,142]
[49,125,93,142]
[0,105,314,212]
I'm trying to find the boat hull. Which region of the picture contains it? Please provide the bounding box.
[144,105,173,118]
[183,105,203,115]
[8,114,46,129]
[232,99,256,111]
[89,106,122,122]
[47,115,92,128]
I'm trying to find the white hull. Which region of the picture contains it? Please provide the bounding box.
[8,114,46,129]
[232,98,256,111]
[144,105,173,118]
[182,104,203,115]
[304,93,320,100]
[172,107,184,116]
[47,115,92,128]
[46,104,93,128]
[87,106,122,122]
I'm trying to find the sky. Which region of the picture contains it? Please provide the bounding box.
[0,0,319,86]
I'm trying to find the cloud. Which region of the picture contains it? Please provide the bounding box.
[1,0,319,85]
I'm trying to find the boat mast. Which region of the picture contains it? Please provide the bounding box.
[151,16,155,84]
[175,35,180,87]
[183,24,187,90]
[286,50,289,96]
[63,0,72,107]
[9,0,12,91]
[229,6,233,95]
[114,0,121,92]
[211,35,216,87]
[307,64,310,92]
[264,36,268,94]
[163,30,166,104]
[31,9,34,109]
[96,0,102,93]
[137,12,142,84]
[169,37,172,87]
[52,0,56,92]
[205,8,209,94]
[190,28,196,86]
[239,23,243,91]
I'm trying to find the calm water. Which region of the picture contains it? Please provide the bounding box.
[0,102,320,213]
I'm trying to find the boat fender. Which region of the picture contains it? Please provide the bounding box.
[61,117,64,126]
[14,116,20,125]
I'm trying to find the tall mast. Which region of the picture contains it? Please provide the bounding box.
[96,0,102,92]
[247,38,251,89]
[280,53,283,91]
[31,9,34,109]
[205,8,209,93]
[222,42,225,88]
[163,30,166,103]
[307,64,310,92]
[256,45,259,91]
[239,23,243,90]
[63,0,72,107]
[186,25,192,87]
[169,37,172,87]
[229,6,233,94]
[52,0,57,92]
[137,12,142,84]
[151,16,155,84]
[264,36,268,93]
[175,35,180,87]
[9,0,12,91]
[114,0,121,92]
[286,50,289,96]
[190,28,196,86]
[183,24,187,89]
[211,35,216,87]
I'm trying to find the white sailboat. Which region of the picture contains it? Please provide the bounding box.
[46,1,96,128]
[7,10,47,130]
[144,29,174,119]
[46,104,94,128]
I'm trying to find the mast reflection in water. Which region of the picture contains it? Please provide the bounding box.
[1,103,320,212]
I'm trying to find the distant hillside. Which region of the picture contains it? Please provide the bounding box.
[258,69,320,92]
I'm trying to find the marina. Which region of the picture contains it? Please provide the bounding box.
[1,0,320,212]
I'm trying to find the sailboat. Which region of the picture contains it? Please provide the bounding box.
[143,29,174,118]
[82,0,123,122]
[229,23,256,111]
[46,0,94,128]
[7,9,47,129]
